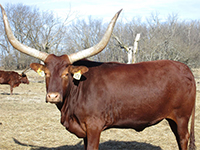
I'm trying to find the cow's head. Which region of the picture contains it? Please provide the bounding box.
[20,73,29,84]
[30,54,89,104]
[0,5,121,104]
[20,68,30,84]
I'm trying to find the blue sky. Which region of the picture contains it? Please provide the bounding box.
[1,0,200,23]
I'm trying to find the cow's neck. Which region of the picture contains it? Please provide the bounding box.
[60,77,81,127]
[60,76,80,113]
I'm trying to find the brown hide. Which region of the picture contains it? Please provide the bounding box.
[30,56,196,150]
[0,70,29,95]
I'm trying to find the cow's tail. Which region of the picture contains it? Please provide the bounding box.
[189,105,196,150]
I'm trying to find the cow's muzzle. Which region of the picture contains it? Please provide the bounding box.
[46,92,62,103]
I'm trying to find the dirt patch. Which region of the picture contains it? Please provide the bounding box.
[0,70,200,150]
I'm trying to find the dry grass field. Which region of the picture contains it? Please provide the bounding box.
[0,69,200,150]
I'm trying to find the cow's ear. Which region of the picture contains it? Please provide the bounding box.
[30,63,45,77]
[69,66,89,80]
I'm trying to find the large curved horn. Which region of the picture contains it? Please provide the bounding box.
[0,5,49,61]
[68,9,122,64]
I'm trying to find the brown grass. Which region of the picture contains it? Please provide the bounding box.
[0,70,200,150]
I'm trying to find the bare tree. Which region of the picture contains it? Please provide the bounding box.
[0,3,72,69]
[113,33,140,63]
[1,4,200,69]
[65,16,104,61]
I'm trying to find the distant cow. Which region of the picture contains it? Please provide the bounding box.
[0,70,29,95]
[1,5,196,150]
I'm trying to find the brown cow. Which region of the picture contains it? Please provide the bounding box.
[1,5,196,150]
[0,70,29,95]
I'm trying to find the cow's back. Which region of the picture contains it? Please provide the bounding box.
[0,71,19,84]
[79,60,196,130]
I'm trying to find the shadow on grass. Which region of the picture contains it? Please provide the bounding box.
[13,138,162,150]
[0,92,19,95]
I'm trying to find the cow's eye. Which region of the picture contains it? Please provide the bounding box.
[45,72,50,77]
[62,73,68,78]
[64,73,68,77]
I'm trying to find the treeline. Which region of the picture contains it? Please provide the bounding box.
[0,3,200,69]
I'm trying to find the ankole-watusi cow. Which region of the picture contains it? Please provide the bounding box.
[1,5,196,150]
[0,69,29,95]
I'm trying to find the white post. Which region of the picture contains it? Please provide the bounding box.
[112,33,140,64]
[127,46,133,64]
[132,33,140,63]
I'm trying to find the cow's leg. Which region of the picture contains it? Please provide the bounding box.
[85,123,102,150]
[10,86,13,95]
[167,118,189,150]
